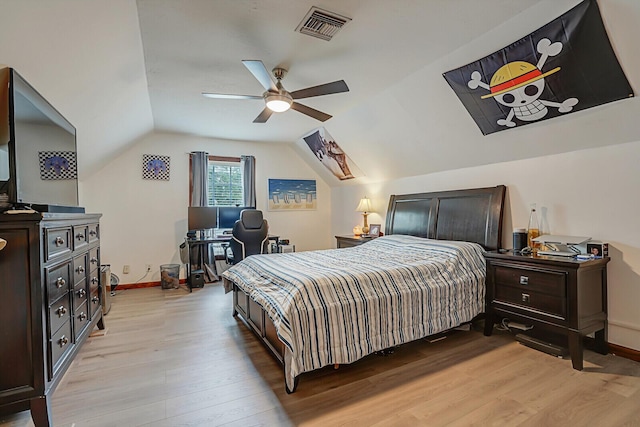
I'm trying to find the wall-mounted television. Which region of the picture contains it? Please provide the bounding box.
[0,67,82,212]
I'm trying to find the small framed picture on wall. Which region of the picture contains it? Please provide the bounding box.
[368,224,381,237]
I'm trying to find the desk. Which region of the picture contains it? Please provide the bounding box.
[184,236,230,292]
[184,235,280,292]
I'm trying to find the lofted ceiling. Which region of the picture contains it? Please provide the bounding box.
[1,0,639,183]
[136,0,537,142]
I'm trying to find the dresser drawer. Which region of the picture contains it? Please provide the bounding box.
[73,253,87,285]
[45,227,72,261]
[89,247,100,273]
[46,261,72,304]
[48,295,72,336]
[495,285,566,319]
[88,223,100,243]
[494,265,566,297]
[89,289,101,318]
[50,320,73,378]
[73,282,88,309]
[73,301,90,338]
[73,225,89,250]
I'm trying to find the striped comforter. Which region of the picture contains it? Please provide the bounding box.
[222,234,487,390]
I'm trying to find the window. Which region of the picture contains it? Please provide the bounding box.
[208,160,243,206]
[189,154,255,208]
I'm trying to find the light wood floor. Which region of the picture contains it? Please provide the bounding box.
[2,282,640,426]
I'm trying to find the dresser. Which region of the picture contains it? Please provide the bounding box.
[483,251,609,370]
[335,234,377,248]
[0,212,104,426]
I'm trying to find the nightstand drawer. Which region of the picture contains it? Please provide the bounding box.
[494,265,566,297]
[495,285,566,319]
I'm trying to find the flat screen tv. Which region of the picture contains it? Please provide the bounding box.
[0,67,82,212]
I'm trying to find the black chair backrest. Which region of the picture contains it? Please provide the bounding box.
[229,209,268,263]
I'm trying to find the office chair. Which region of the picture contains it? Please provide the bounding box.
[225,209,269,265]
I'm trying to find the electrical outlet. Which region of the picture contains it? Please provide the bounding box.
[123,265,130,274]
[145,264,152,272]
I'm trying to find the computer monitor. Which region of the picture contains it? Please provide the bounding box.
[187,206,218,231]
[217,206,253,230]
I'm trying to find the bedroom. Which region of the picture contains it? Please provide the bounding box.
[1,0,639,425]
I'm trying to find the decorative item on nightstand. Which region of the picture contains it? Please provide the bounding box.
[356,196,373,235]
[368,224,381,237]
[352,224,362,236]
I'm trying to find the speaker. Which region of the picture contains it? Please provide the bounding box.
[189,269,205,288]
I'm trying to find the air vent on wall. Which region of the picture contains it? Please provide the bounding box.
[295,7,351,41]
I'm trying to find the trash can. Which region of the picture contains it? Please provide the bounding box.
[160,264,180,289]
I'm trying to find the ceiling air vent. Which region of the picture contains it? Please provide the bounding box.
[295,7,351,41]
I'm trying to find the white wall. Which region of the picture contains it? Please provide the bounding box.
[331,140,640,352]
[81,131,332,284]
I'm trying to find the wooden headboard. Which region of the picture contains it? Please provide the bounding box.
[384,185,506,251]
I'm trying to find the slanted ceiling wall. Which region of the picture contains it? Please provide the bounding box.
[331,140,640,352]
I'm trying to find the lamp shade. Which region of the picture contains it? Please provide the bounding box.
[356,197,373,213]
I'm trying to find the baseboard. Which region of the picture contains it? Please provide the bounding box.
[609,342,640,362]
[117,278,187,290]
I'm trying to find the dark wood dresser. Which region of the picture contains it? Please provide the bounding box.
[483,251,609,370]
[0,212,104,426]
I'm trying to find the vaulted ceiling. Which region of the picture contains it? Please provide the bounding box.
[1,0,638,183]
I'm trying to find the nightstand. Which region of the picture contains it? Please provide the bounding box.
[483,251,609,370]
[335,235,376,248]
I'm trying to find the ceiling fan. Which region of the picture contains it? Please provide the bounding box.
[202,60,349,123]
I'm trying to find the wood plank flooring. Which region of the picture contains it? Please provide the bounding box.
[2,282,640,426]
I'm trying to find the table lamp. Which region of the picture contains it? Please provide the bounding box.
[356,196,373,235]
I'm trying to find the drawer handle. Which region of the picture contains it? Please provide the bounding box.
[57,306,67,317]
[76,266,85,274]
[59,335,69,347]
[78,312,87,321]
[91,277,99,285]
[77,288,86,298]
[76,233,85,240]
[521,293,530,303]
[89,230,97,237]
[91,296,99,304]
[54,236,65,247]
[55,277,66,288]
[90,257,99,264]
[519,275,529,285]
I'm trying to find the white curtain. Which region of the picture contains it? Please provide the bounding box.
[190,151,208,207]
[241,155,256,208]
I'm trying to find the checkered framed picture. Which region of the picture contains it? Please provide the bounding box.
[142,154,170,180]
[39,151,77,180]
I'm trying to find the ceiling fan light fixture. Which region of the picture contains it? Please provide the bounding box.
[265,92,293,112]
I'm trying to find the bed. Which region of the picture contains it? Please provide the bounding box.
[222,185,506,393]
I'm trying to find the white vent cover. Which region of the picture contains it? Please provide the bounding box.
[295,7,351,41]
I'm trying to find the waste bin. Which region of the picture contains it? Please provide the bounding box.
[160,264,180,289]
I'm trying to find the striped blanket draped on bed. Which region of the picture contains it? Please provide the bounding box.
[222,234,487,390]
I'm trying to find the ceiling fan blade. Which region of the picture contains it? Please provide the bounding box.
[201,93,262,100]
[291,102,332,122]
[242,60,278,92]
[290,80,349,100]
[253,107,274,123]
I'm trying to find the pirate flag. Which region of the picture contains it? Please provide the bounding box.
[443,0,633,136]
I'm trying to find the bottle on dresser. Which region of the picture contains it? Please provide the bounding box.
[527,203,540,252]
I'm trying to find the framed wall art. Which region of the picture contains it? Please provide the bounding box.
[142,154,170,181]
[268,178,316,211]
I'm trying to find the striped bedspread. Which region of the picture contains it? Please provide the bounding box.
[222,234,487,390]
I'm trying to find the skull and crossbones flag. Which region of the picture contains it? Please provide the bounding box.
[443,0,633,135]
